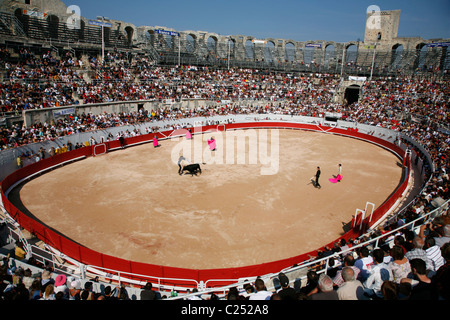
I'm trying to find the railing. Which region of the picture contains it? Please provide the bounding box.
[0,12,26,37]
[3,196,446,300]
[168,197,449,300]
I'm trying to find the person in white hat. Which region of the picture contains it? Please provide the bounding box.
[69,279,82,300]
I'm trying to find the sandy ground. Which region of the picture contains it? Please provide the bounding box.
[14,129,403,269]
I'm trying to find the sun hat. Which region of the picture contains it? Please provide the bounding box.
[70,280,81,290]
[55,274,67,287]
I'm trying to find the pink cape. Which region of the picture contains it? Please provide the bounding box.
[186,131,192,139]
[153,137,159,147]
[329,174,342,183]
[208,139,216,151]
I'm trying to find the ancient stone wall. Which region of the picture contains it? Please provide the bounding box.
[1,0,448,69]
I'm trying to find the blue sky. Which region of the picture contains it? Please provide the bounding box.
[62,0,449,42]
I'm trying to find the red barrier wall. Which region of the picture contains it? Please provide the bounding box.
[1,122,409,285]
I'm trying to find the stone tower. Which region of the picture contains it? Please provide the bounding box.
[364,6,401,49]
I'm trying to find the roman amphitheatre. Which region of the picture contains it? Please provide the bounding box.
[0,0,447,301]
[10,128,403,270]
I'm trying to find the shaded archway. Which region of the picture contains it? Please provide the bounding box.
[47,14,59,40]
[265,41,276,62]
[303,44,315,65]
[103,26,111,47]
[391,44,404,69]
[344,84,360,105]
[226,38,235,59]
[14,8,29,35]
[345,44,358,64]
[285,42,295,62]
[124,26,134,46]
[207,36,218,54]
[78,20,85,41]
[185,34,196,53]
[324,44,335,69]
[415,43,428,70]
[245,39,254,60]
[146,30,156,46]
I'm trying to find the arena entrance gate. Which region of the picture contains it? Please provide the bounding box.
[344,84,361,105]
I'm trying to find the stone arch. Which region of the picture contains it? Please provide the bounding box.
[146,29,156,46]
[47,14,59,40]
[14,8,29,34]
[416,42,427,51]
[124,26,134,45]
[13,8,23,18]
[345,42,358,50]
[103,25,111,47]
[78,19,85,41]
[324,43,336,65]
[285,41,296,62]
[416,41,447,71]
[159,32,173,50]
[345,43,358,63]
[47,14,60,24]
[265,40,276,62]
[392,43,404,51]
[245,38,254,60]
[226,37,235,54]
[303,43,315,65]
[207,35,218,54]
[391,43,404,69]
[414,42,428,69]
[185,33,196,53]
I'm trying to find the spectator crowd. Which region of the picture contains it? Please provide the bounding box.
[1,221,449,300]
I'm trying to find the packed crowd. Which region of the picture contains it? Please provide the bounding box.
[0,49,447,140]
[0,47,449,300]
[0,253,158,300]
[1,219,449,300]
[1,48,342,111]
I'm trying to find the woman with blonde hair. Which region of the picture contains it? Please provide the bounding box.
[41,284,56,300]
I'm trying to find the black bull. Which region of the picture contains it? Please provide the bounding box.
[181,163,202,175]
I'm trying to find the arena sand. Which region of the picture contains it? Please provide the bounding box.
[15,129,403,269]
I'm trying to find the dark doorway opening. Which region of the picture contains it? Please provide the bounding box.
[344,85,360,105]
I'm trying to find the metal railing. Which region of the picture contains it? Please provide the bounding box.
[2,178,446,300]
[167,198,449,300]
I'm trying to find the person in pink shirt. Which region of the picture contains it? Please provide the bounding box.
[153,136,160,148]
[207,137,216,151]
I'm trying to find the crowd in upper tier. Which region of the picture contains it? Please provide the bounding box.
[0,47,449,300]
